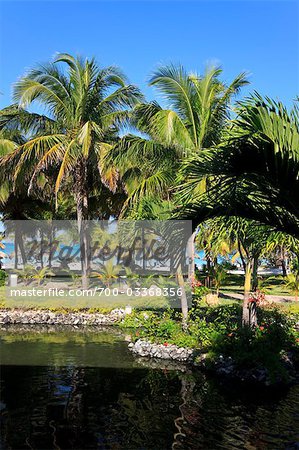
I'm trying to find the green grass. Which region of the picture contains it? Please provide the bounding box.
[221,274,294,297]
[0,285,183,311]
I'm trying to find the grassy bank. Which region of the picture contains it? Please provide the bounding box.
[121,302,299,381]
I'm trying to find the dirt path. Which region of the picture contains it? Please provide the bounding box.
[220,292,296,303]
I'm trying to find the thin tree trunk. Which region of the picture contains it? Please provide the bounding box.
[242,260,252,325]
[243,258,258,327]
[252,254,259,291]
[177,263,188,330]
[281,246,287,277]
[15,222,27,268]
[75,163,89,290]
[40,228,44,269]
[206,251,212,288]
[76,196,89,290]
[281,259,287,277]
[187,231,196,281]
[14,231,18,270]
[49,223,54,268]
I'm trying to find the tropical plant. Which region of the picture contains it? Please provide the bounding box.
[212,265,227,295]
[196,218,233,287]
[15,265,55,285]
[31,266,55,286]
[286,274,299,301]
[105,65,248,215]
[263,232,299,277]
[15,264,35,284]
[178,94,299,239]
[106,65,248,322]
[92,260,121,288]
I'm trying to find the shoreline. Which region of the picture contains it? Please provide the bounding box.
[0,308,125,326]
[1,308,298,386]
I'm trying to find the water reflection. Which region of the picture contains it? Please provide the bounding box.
[0,327,299,449]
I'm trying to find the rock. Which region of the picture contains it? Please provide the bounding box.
[128,339,194,362]
[0,309,124,327]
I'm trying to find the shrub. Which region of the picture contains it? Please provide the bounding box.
[120,302,298,379]
[210,308,298,380]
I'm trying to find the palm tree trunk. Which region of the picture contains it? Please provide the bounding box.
[187,231,196,281]
[14,231,18,270]
[206,252,212,288]
[40,228,44,269]
[242,258,258,327]
[252,254,259,291]
[177,263,188,330]
[75,164,89,290]
[76,196,89,290]
[280,246,287,277]
[242,260,252,325]
[49,223,54,268]
[15,222,27,268]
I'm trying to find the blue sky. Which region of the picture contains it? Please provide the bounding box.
[0,0,298,109]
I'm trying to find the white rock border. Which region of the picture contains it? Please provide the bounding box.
[128,339,193,362]
[0,308,125,326]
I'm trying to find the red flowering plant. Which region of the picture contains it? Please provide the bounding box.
[247,290,267,307]
[190,276,209,304]
[190,276,203,290]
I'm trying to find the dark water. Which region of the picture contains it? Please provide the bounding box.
[0,326,299,450]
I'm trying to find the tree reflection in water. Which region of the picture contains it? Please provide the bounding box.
[1,329,299,449]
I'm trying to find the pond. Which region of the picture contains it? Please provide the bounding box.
[0,325,298,449]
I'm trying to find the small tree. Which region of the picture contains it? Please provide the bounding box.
[92,261,121,288]
[285,273,299,300]
[212,265,227,296]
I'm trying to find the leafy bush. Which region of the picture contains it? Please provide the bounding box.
[120,303,298,379]
[211,307,298,379]
[191,286,210,309]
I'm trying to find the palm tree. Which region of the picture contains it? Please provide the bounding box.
[196,219,232,287]
[31,266,55,286]
[178,94,299,239]
[1,53,142,287]
[92,260,121,288]
[263,232,299,277]
[105,65,248,215]
[285,273,299,301]
[105,65,248,322]
[197,216,273,324]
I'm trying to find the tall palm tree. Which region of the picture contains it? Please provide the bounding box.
[105,65,248,322]
[1,53,142,287]
[105,65,248,214]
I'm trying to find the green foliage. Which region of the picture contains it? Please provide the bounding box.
[285,273,299,298]
[178,95,299,238]
[121,304,243,349]
[191,285,210,307]
[211,306,298,379]
[92,261,121,287]
[0,269,7,286]
[107,65,247,218]
[120,310,197,347]
[15,265,54,285]
[121,303,298,381]
[212,265,228,293]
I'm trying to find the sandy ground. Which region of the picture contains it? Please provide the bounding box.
[221,292,296,303]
